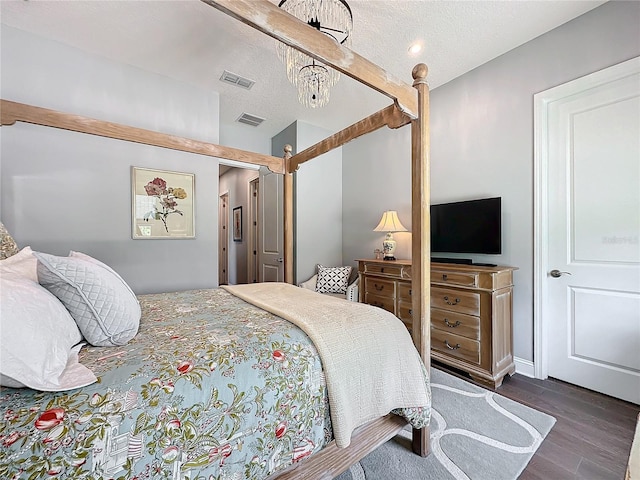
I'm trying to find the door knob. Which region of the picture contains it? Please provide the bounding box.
[549,269,571,278]
[277,258,284,263]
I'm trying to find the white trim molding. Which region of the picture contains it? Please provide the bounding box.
[514,357,535,378]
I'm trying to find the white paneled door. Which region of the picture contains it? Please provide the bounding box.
[258,167,284,282]
[536,57,640,404]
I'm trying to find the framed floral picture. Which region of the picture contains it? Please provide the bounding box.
[233,206,242,242]
[131,167,195,239]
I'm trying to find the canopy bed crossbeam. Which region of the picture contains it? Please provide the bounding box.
[0,99,286,174]
[201,0,418,118]
[287,104,411,172]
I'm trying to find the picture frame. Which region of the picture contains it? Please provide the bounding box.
[131,167,195,239]
[233,206,242,242]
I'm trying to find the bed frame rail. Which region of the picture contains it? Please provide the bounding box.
[266,414,408,480]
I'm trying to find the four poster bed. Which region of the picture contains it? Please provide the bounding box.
[0,0,432,478]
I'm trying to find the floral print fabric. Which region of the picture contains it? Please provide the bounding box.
[0,222,19,260]
[0,289,331,480]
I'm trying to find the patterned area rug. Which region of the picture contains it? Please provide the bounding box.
[336,368,555,480]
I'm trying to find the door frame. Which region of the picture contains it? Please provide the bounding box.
[218,190,229,286]
[248,175,260,283]
[533,56,640,380]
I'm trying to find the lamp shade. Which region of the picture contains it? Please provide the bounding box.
[373,211,408,233]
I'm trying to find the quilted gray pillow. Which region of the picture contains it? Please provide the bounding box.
[34,252,141,347]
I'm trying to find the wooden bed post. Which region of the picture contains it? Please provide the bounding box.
[410,63,431,457]
[283,144,294,284]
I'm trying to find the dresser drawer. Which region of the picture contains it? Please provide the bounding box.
[431,328,480,365]
[398,282,412,302]
[431,270,478,287]
[397,301,413,324]
[364,277,396,298]
[431,287,480,316]
[397,303,412,332]
[431,308,480,340]
[365,293,395,314]
[364,263,404,278]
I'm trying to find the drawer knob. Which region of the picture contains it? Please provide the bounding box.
[409,289,412,296]
[444,340,461,350]
[444,318,461,328]
[444,296,460,306]
[442,274,447,281]
[380,268,385,273]
[408,309,412,315]
[374,284,384,291]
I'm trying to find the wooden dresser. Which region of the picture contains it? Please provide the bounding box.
[358,259,517,389]
[357,259,413,331]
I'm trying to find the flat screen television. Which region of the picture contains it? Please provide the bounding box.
[431,197,501,255]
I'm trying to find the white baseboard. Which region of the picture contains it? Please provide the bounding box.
[514,357,535,378]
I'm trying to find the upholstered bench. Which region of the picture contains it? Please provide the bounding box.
[298,265,359,302]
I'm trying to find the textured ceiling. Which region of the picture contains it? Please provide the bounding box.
[1,0,607,138]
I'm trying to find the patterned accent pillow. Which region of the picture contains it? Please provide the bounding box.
[0,222,19,260]
[315,265,352,294]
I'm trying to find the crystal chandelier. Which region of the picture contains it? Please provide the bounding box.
[277,0,353,108]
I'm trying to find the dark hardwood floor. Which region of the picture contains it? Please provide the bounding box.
[495,373,639,480]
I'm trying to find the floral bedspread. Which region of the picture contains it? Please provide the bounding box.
[0,289,332,480]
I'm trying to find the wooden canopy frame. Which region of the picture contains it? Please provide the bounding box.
[0,0,431,477]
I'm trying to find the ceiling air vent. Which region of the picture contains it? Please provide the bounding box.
[236,113,265,127]
[220,70,255,90]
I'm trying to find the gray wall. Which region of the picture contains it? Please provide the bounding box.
[1,26,221,294]
[294,121,343,283]
[220,123,271,155]
[272,121,343,284]
[342,0,640,363]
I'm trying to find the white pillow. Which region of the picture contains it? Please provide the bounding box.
[315,264,353,294]
[0,246,37,281]
[0,274,97,391]
[34,251,141,347]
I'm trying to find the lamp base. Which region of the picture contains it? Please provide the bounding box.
[382,234,397,262]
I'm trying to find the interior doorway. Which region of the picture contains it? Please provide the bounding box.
[218,160,261,285]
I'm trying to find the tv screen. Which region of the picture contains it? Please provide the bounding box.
[431,197,501,255]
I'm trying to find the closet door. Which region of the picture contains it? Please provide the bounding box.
[538,57,640,404]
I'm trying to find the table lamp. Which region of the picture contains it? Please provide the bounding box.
[373,210,408,260]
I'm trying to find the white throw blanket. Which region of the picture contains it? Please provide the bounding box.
[222,282,429,448]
